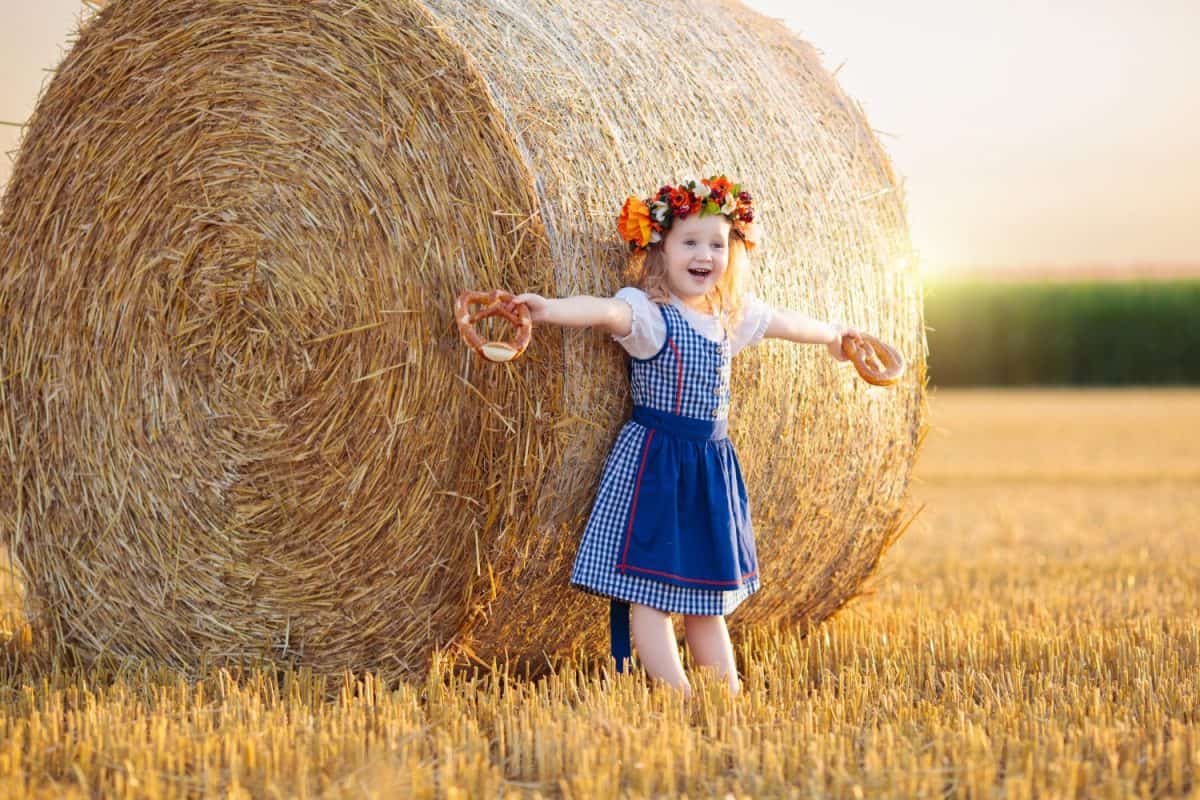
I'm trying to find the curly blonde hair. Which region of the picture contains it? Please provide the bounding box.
[621,229,752,339]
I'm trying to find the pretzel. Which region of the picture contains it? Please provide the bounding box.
[455,289,533,363]
[840,331,905,386]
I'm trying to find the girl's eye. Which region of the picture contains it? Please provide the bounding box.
[684,239,696,246]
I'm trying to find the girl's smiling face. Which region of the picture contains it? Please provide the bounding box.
[661,213,731,312]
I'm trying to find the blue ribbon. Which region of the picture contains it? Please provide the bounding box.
[610,598,632,673]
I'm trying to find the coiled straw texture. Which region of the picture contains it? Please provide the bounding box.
[0,0,928,682]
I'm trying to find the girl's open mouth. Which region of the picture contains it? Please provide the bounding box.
[688,267,712,278]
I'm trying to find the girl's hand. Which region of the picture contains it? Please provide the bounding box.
[826,324,865,362]
[511,293,553,324]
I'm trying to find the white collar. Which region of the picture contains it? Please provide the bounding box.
[668,291,718,318]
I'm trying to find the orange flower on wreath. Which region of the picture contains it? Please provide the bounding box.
[707,175,732,197]
[617,196,652,248]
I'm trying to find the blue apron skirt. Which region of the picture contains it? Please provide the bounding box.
[609,404,757,671]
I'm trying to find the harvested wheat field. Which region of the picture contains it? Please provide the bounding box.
[1,386,1196,798]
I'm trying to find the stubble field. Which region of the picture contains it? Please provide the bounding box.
[1,388,1197,798]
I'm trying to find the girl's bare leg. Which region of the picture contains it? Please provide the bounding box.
[630,603,691,697]
[683,614,740,695]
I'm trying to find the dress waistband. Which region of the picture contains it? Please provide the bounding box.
[631,405,727,441]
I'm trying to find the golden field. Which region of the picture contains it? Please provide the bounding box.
[1,387,1197,798]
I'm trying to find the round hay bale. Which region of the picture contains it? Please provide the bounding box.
[0,0,928,682]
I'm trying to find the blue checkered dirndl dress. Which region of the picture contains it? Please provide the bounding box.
[569,301,760,668]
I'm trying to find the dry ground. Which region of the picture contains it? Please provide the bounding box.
[1,387,1197,798]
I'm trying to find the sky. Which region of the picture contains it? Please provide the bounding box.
[2,0,1198,276]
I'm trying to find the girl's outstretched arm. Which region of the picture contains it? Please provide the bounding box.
[764,310,861,361]
[512,293,632,337]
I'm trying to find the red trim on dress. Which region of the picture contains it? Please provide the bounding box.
[620,563,758,586]
[618,428,656,571]
[668,337,683,414]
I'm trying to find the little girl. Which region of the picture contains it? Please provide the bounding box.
[513,175,859,698]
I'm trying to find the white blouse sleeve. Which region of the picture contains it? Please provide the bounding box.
[610,286,667,359]
[732,291,775,356]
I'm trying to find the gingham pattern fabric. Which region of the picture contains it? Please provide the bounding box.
[569,302,760,615]
[629,304,733,420]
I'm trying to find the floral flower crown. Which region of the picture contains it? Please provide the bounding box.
[617,175,756,253]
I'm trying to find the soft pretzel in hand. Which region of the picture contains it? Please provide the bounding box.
[841,332,905,386]
[455,289,533,362]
